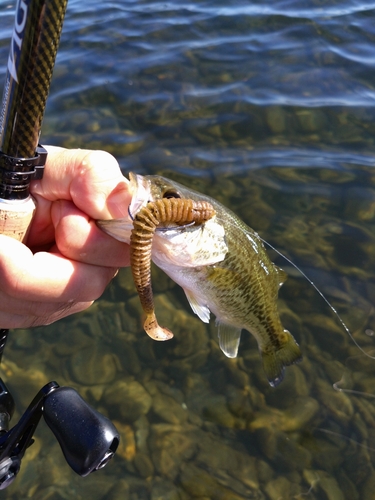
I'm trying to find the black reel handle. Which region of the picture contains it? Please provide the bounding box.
[44,387,119,477]
[0,380,120,489]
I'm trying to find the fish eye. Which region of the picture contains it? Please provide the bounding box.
[162,190,181,199]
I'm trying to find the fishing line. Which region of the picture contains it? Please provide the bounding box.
[333,375,375,398]
[259,236,375,360]
[316,428,375,452]
[331,349,375,397]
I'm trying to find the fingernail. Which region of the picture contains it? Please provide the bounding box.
[106,181,131,218]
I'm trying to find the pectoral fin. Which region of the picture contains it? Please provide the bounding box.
[217,322,242,358]
[184,289,210,323]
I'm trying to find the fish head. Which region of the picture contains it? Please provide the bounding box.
[130,173,204,205]
[96,172,154,243]
[97,172,228,267]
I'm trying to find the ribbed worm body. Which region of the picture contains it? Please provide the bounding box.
[130,198,216,341]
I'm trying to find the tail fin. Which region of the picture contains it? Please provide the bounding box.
[261,330,302,387]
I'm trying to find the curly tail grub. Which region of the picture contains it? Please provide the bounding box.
[130,198,215,341]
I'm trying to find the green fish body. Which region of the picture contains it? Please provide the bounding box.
[97,174,302,387]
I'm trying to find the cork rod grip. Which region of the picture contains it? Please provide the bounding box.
[0,197,36,242]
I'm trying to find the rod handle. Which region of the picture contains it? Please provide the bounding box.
[0,197,36,242]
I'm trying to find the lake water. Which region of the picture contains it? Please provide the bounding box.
[1,0,375,498]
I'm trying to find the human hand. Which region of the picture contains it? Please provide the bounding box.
[0,146,130,328]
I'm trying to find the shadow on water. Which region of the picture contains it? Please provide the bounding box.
[2,0,375,498]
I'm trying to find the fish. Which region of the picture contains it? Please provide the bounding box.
[97,173,302,387]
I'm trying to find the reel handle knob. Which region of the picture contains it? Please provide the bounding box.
[43,386,119,476]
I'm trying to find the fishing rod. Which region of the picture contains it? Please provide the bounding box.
[0,0,119,489]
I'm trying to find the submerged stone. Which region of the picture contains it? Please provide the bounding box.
[152,393,188,424]
[134,452,155,478]
[314,379,354,423]
[264,476,291,500]
[149,423,197,480]
[69,346,119,385]
[249,396,319,432]
[103,380,152,422]
[179,463,264,499]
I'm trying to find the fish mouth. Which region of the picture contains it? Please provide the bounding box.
[128,172,151,218]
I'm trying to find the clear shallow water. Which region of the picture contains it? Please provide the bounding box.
[1,0,375,498]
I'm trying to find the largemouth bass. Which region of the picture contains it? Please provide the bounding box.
[97,173,302,387]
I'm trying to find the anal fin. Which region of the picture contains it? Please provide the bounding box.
[217,322,242,358]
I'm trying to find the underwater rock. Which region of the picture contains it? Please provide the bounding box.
[264,476,291,500]
[153,379,186,404]
[179,463,264,500]
[266,106,287,134]
[51,323,93,357]
[195,433,259,491]
[137,336,158,362]
[68,344,119,386]
[314,471,345,500]
[296,108,327,133]
[149,423,197,480]
[134,452,155,478]
[343,445,373,487]
[32,486,73,500]
[9,327,36,351]
[107,479,131,500]
[306,314,347,353]
[151,477,188,500]
[360,468,375,500]
[202,395,238,429]
[134,414,151,454]
[337,469,360,500]
[351,411,369,443]
[353,397,375,434]
[254,427,311,472]
[112,420,136,461]
[314,379,354,423]
[111,335,142,375]
[307,436,346,472]
[255,459,274,484]
[68,476,114,500]
[2,359,49,409]
[225,384,254,422]
[116,267,137,294]
[221,357,252,390]
[152,392,188,425]
[249,396,319,432]
[318,359,347,386]
[103,379,152,422]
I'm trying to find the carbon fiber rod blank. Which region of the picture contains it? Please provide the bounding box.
[0,0,68,159]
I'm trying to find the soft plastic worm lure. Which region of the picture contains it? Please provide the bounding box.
[130,198,216,341]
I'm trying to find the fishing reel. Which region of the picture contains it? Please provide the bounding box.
[0,330,119,490]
